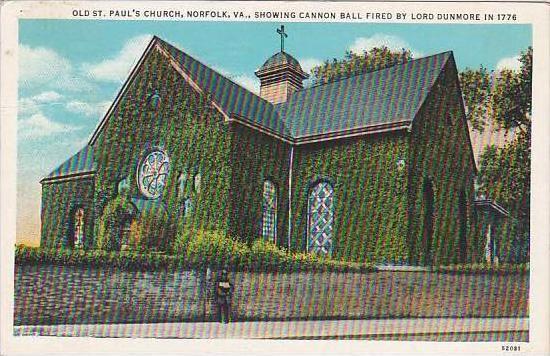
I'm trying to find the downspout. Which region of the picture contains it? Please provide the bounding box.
[287,145,294,250]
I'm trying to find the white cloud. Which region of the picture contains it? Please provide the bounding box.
[19,91,64,116]
[19,45,92,92]
[32,91,63,103]
[231,75,260,94]
[496,56,521,71]
[18,113,80,139]
[298,58,323,74]
[349,34,423,57]
[83,34,153,83]
[19,45,71,86]
[210,65,261,94]
[65,100,111,118]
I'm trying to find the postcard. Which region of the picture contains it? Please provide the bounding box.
[1,1,548,354]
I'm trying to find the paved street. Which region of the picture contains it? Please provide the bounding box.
[14,317,528,340]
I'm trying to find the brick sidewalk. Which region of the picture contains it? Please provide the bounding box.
[14,317,528,339]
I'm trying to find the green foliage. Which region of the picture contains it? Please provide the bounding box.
[310,47,413,85]
[40,178,95,249]
[458,66,492,131]
[491,47,532,130]
[96,196,135,251]
[15,245,184,271]
[291,134,409,264]
[135,209,172,252]
[476,47,531,263]
[478,129,530,262]
[184,230,251,268]
[408,63,477,265]
[459,46,532,133]
[173,230,376,272]
[92,48,233,249]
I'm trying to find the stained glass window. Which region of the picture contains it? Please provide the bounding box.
[308,181,334,255]
[177,171,187,197]
[137,150,169,199]
[74,208,84,248]
[262,180,277,241]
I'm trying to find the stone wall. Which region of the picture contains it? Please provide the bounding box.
[14,264,528,326]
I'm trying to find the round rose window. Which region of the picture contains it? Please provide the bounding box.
[137,150,170,199]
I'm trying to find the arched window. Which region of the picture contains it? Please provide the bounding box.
[261,180,277,241]
[73,208,85,248]
[307,181,334,255]
[193,172,201,193]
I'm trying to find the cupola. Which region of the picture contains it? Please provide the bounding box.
[255,26,309,104]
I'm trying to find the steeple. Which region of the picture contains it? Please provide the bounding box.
[255,26,309,104]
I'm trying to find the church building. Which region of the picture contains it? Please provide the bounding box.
[40,32,492,266]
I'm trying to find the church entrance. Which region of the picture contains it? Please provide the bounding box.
[422,179,434,265]
[458,189,468,263]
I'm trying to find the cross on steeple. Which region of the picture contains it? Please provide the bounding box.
[277,25,288,52]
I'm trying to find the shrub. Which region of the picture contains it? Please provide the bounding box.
[134,209,172,252]
[172,223,196,255]
[184,230,250,268]
[127,219,145,252]
[96,196,135,251]
[250,239,290,269]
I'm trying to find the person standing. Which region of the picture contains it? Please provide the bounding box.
[216,268,232,323]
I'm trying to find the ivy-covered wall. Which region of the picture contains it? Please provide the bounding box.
[40,177,95,249]
[40,46,478,267]
[91,47,233,249]
[408,57,478,265]
[228,124,291,244]
[290,133,409,264]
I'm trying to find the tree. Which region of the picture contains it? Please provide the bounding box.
[476,47,532,262]
[458,66,492,132]
[310,46,413,86]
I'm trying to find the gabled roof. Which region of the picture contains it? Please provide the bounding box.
[41,145,95,182]
[276,52,452,138]
[88,36,454,145]
[158,37,451,140]
[48,37,456,181]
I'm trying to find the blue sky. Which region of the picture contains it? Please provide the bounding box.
[17,20,531,245]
